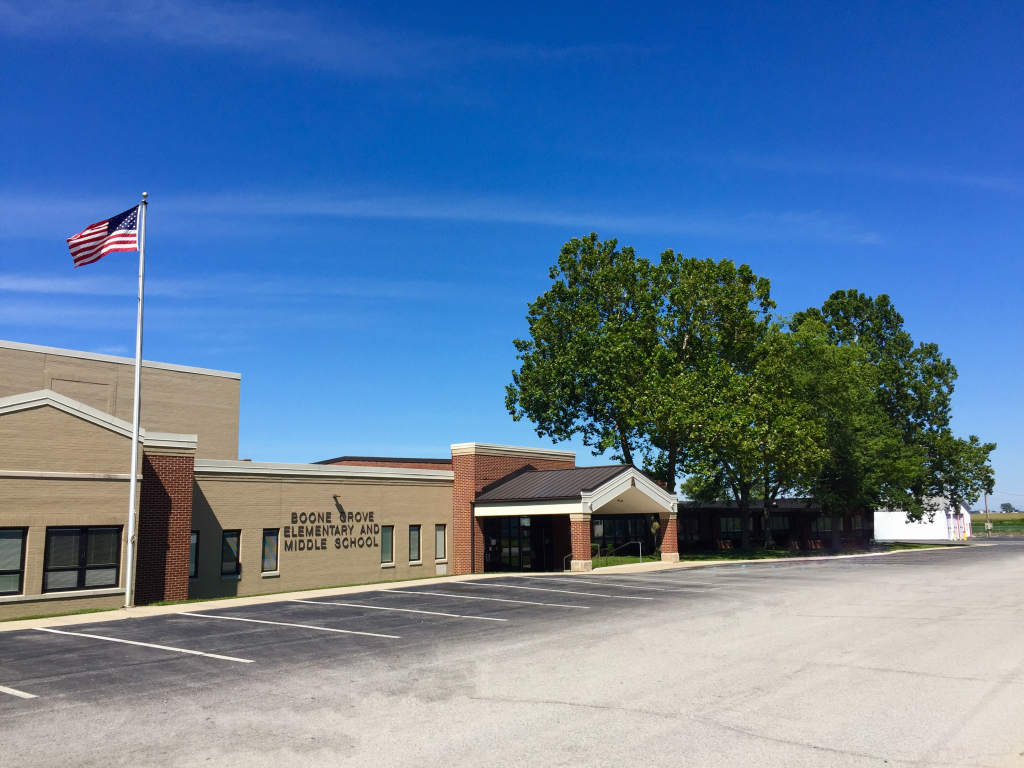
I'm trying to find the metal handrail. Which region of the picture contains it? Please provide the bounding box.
[563,553,573,572]
[597,541,644,567]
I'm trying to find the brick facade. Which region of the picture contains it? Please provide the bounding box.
[452,452,575,575]
[570,518,592,562]
[660,516,678,554]
[135,453,194,605]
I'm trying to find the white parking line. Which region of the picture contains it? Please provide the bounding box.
[0,684,36,699]
[292,599,508,622]
[385,589,589,609]
[527,577,667,592]
[180,612,399,639]
[33,627,254,663]
[459,582,654,600]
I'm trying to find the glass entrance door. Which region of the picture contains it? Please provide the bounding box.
[483,516,555,572]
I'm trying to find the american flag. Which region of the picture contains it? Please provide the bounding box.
[66,206,140,268]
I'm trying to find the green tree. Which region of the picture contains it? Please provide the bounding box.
[684,322,833,549]
[928,433,996,517]
[1000,502,1016,514]
[793,290,967,520]
[506,234,660,464]
[645,251,774,493]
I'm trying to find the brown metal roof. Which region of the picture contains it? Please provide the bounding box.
[475,465,631,503]
[314,455,452,465]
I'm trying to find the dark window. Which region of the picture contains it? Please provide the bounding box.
[435,525,446,560]
[0,528,27,596]
[409,525,421,562]
[221,530,241,576]
[189,531,199,579]
[381,526,394,564]
[262,529,279,573]
[43,527,121,592]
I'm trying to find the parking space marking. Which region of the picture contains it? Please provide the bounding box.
[179,612,400,639]
[292,599,508,622]
[34,627,254,663]
[527,577,667,592]
[0,684,37,699]
[385,589,589,609]
[459,582,654,600]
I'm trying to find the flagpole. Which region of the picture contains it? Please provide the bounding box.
[124,192,148,609]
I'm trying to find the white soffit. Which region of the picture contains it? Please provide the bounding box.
[450,442,575,462]
[195,459,454,482]
[585,467,676,514]
[0,339,241,380]
[474,501,581,517]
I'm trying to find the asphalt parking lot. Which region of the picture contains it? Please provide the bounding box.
[1,543,1023,768]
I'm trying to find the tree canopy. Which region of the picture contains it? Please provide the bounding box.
[507,234,997,546]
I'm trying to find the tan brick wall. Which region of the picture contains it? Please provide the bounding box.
[452,454,575,575]
[189,473,453,599]
[135,453,194,605]
[0,344,240,460]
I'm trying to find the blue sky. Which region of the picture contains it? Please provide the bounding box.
[0,1,1021,507]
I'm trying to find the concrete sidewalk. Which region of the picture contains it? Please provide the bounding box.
[0,543,965,632]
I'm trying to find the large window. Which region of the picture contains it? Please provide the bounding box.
[720,517,741,536]
[43,527,121,592]
[409,525,421,562]
[262,529,279,573]
[0,529,27,596]
[189,531,199,579]
[221,530,241,576]
[435,525,446,561]
[381,526,394,565]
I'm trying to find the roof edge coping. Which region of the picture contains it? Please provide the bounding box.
[0,339,241,380]
[450,442,575,461]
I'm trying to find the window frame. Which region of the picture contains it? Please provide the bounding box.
[381,525,394,566]
[42,526,122,593]
[261,528,279,574]
[409,525,421,563]
[189,531,200,579]
[0,528,28,596]
[221,530,241,578]
[434,524,446,562]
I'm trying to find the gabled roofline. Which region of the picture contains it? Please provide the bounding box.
[474,465,676,512]
[0,339,241,380]
[0,390,197,449]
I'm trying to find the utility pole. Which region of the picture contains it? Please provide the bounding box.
[984,492,992,538]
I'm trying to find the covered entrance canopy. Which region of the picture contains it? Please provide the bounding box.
[473,465,678,572]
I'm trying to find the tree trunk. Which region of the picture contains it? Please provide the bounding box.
[740,491,752,550]
[619,426,634,466]
[762,504,774,549]
[831,513,843,552]
[665,443,677,493]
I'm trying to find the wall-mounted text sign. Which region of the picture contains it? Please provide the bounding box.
[283,510,380,552]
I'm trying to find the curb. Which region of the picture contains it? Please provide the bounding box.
[0,542,973,632]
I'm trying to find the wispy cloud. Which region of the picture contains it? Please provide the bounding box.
[0,272,459,302]
[0,190,883,246]
[0,0,617,77]
[702,153,1024,195]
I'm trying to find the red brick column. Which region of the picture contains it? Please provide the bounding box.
[136,453,194,605]
[660,514,679,562]
[570,518,592,572]
[451,447,575,575]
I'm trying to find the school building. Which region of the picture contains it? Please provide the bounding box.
[0,338,875,620]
